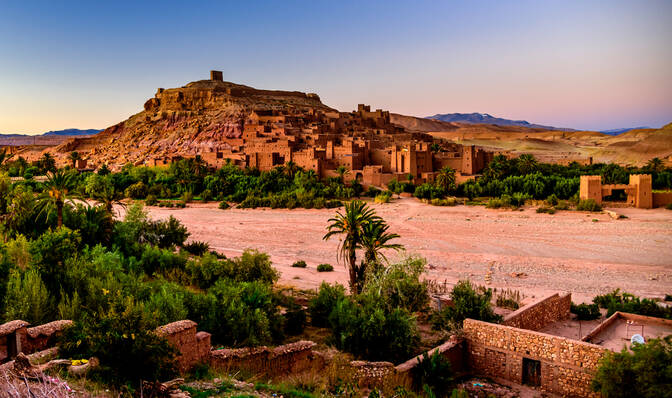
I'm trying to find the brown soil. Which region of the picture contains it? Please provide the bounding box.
[133,198,672,303]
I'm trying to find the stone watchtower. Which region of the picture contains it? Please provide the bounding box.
[579,175,603,204]
[629,174,652,209]
[210,70,223,81]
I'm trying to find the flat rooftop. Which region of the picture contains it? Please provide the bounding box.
[582,312,672,352]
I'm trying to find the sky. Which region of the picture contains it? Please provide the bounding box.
[1,0,671,134]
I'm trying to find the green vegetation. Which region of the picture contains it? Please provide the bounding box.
[432,280,502,331]
[412,350,455,397]
[292,260,307,268]
[592,336,672,398]
[577,199,602,212]
[316,263,333,272]
[570,303,601,320]
[593,289,672,319]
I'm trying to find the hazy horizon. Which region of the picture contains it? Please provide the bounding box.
[1,0,670,134]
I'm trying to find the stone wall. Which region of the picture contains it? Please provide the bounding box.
[23,320,73,354]
[156,320,211,373]
[394,336,466,388]
[502,293,571,331]
[210,341,321,377]
[463,319,606,397]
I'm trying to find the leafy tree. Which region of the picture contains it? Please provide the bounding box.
[361,256,429,313]
[38,152,57,173]
[646,157,664,174]
[309,282,347,327]
[516,153,538,175]
[592,336,672,398]
[324,200,381,293]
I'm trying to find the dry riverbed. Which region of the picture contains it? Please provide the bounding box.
[127,198,672,304]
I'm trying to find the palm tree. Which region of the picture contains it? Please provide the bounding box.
[37,170,79,227]
[360,219,403,270]
[646,157,664,173]
[95,183,125,216]
[323,200,380,293]
[435,166,456,192]
[67,151,81,168]
[517,154,537,175]
[39,152,57,173]
[336,165,349,184]
[283,161,299,179]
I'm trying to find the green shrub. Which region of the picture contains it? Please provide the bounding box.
[593,289,672,319]
[3,268,50,324]
[536,206,556,214]
[59,297,177,386]
[495,288,521,310]
[571,302,601,320]
[182,241,210,256]
[555,200,570,210]
[546,194,559,206]
[412,350,454,397]
[317,263,334,272]
[666,203,672,210]
[577,199,602,212]
[218,201,230,210]
[430,197,457,206]
[510,192,529,207]
[432,280,502,330]
[328,296,419,362]
[592,336,672,398]
[125,181,148,199]
[146,283,189,325]
[292,260,307,268]
[309,282,347,327]
[145,194,158,206]
[284,308,307,336]
[200,189,213,203]
[361,256,429,313]
[374,192,391,204]
[181,191,193,203]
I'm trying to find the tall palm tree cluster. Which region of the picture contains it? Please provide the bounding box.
[323,200,402,294]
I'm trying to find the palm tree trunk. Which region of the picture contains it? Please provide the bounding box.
[348,250,358,294]
[57,202,63,228]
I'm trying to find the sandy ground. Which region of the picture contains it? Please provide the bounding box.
[133,198,672,304]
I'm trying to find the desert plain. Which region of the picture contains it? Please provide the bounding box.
[131,199,672,304]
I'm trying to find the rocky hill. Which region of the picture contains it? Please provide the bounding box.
[425,112,573,131]
[50,79,332,167]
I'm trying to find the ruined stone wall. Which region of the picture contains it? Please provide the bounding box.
[210,341,320,377]
[394,337,466,388]
[463,319,606,397]
[156,320,211,373]
[502,293,571,331]
[22,320,73,354]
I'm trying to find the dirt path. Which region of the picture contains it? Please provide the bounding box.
[135,198,672,303]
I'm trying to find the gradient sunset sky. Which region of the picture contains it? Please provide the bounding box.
[1,0,670,134]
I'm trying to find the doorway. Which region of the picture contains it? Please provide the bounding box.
[522,357,541,386]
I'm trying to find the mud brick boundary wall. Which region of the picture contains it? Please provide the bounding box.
[156,320,211,373]
[210,341,320,377]
[503,293,571,331]
[463,319,606,397]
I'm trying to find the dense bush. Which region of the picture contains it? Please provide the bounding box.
[182,241,210,256]
[361,256,429,313]
[292,260,307,268]
[309,282,347,327]
[317,263,334,272]
[592,336,672,398]
[577,199,602,212]
[432,280,502,330]
[412,350,454,397]
[593,289,672,319]
[570,302,601,320]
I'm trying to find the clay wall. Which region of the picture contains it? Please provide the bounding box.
[22,320,73,354]
[210,341,320,377]
[580,175,603,204]
[653,191,672,207]
[502,293,571,331]
[156,320,211,373]
[463,319,606,397]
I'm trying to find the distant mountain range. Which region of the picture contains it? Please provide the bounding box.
[599,127,652,136]
[425,113,653,135]
[0,128,102,137]
[425,113,575,131]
